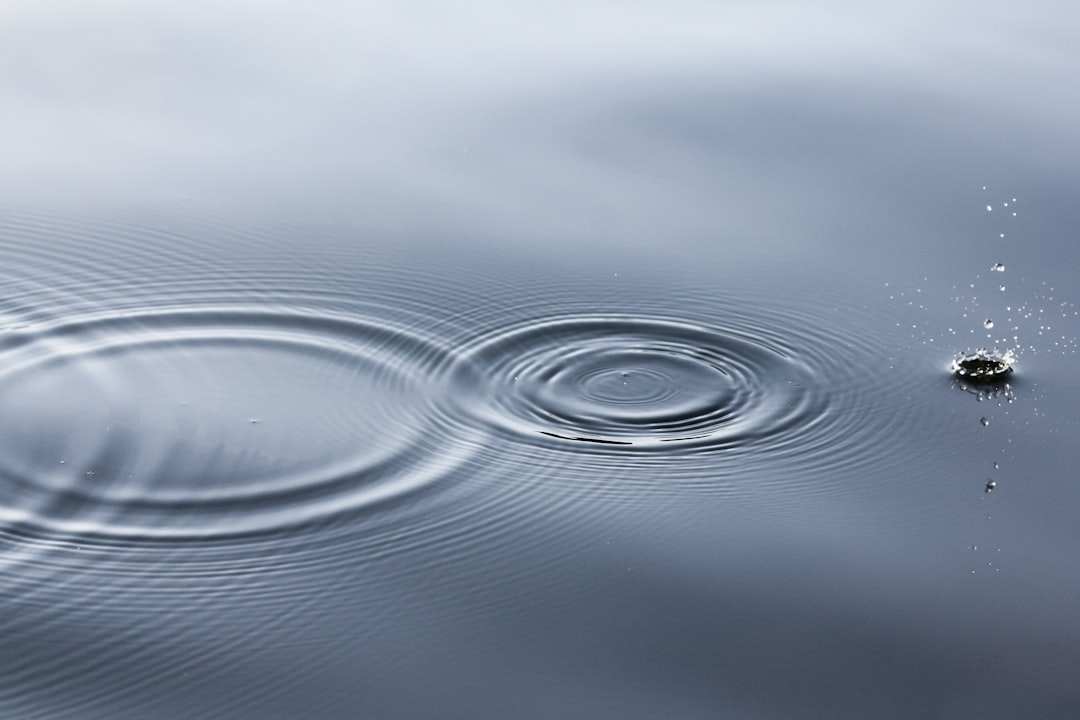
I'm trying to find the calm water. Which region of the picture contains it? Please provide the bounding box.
[3,3,1080,718]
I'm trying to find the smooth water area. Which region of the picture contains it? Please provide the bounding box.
[3,3,1080,718]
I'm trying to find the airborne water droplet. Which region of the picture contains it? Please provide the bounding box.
[985,479,996,492]
[984,319,994,329]
[991,262,1005,272]
[980,417,990,426]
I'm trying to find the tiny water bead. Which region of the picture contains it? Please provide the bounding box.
[991,263,1005,272]
[984,319,994,329]
[951,348,1015,381]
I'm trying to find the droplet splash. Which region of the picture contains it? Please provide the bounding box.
[951,348,1015,382]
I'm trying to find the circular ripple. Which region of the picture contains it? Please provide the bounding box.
[0,308,465,542]
[448,315,818,451]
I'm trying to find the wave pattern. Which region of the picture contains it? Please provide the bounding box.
[0,308,466,541]
[0,207,969,720]
[435,282,936,510]
[450,315,819,449]
[0,209,951,557]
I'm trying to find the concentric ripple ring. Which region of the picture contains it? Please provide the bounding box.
[0,307,466,542]
[447,315,820,452]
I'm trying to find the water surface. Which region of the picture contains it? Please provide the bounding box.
[3,2,1080,718]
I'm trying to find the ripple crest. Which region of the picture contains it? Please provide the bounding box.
[450,315,817,451]
[0,307,465,542]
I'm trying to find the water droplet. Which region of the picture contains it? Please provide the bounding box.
[985,205,993,212]
[953,348,1015,381]
[991,262,1005,272]
[999,285,1005,292]
[984,319,994,329]
[985,479,996,492]
[980,417,990,427]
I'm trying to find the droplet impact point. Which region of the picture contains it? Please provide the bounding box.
[951,348,1015,382]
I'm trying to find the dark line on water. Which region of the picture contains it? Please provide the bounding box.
[538,431,633,445]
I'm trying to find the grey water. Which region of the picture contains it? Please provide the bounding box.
[3,3,1080,718]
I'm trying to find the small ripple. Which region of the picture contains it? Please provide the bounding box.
[433,277,929,515]
[449,315,816,451]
